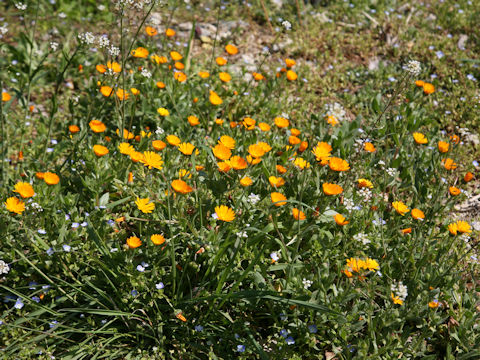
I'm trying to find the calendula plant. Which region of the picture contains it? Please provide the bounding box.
[1,0,479,359]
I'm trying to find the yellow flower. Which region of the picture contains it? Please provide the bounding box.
[217,161,231,173]
[456,220,471,234]
[258,122,271,131]
[346,258,364,273]
[135,197,155,214]
[151,234,165,245]
[413,132,428,144]
[118,142,134,155]
[258,142,272,153]
[215,205,235,222]
[269,176,285,188]
[157,107,170,116]
[392,201,409,216]
[209,90,223,105]
[448,223,458,235]
[93,144,109,157]
[178,142,195,156]
[391,293,403,305]
[166,135,181,146]
[5,197,25,214]
[293,157,310,170]
[357,179,373,188]
[187,115,199,126]
[127,236,142,248]
[140,151,163,170]
[131,47,149,58]
[13,182,35,198]
[240,176,253,187]
[219,135,235,150]
[312,142,332,163]
[270,192,287,207]
[364,258,379,271]
[334,213,349,226]
[171,179,193,194]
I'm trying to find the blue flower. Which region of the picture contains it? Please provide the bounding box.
[286,336,295,345]
[308,324,318,334]
[155,282,164,290]
[280,329,288,338]
[14,298,24,309]
[31,296,41,303]
[236,345,245,353]
[194,325,204,332]
[131,289,138,297]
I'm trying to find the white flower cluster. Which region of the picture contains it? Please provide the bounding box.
[78,32,120,57]
[248,193,260,205]
[78,32,95,45]
[460,233,471,249]
[0,24,8,36]
[50,42,59,51]
[357,188,372,202]
[141,68,152,78]
[302,278,313,289]
[236,231,248,239]
[114,0,158,10]
[405,60,421,76]
[281,20,291,31]
[386,167,398,177]
[155,127,164,135]
[0,260,10,274]
[343,198,355,212]
[391,281,408,301]
[324,102,346,122]
[28,201,43,212]
[15,2,27,10]
[353,232,370,245]
[98,35,110,48]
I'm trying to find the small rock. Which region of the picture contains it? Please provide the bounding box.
[368,57,380,71]
[458,34,468,50]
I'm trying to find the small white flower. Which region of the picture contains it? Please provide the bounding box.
[270,252,280,262]
[15,2,27,10]
[155,127,164,135]
[248,193,260,205]
[141,68,152,78]
[14,298,24,309]
[97,35,110,48]
[211,213,219,220]
[0,260,10,274]
[405,60,421,76]
[136,265,145,272]
[236,231,248,238]
[108,45,120,57]
[302,278,313,289]
[281,20,291,30]
[63,245,71,252]
[156,282,165,289]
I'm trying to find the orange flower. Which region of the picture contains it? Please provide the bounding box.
[413,132,428,144]
[174,72,187,82]
[276,165,287,174]
[170,51,183,61]
[292,208,306,220]
[289,135,301,145]
[2,91,12,102]
[198,71,210,78]
[165,28,176,37]
[252,72,265,81]
[464,172,474,182]
[187,115,199,126]
[212,144,231,160]
[442,158,457,170]
[391,293,403,305]
[334,213,349,226]
[450,134,460,144]
[428,300,440,309]
[131,47,149,58]
[329,157,350,172]
[152,140,166,151]
[151,54,168,64]
[216,57,227,66]
[217,161,231,172]
[93,144,109,157]
[392,201,409,216]
[116,89,129,101]
[322,183,343,196]
[14,182,35,198]
[422,83,435,94]
[326,115,338,126]
[209,90,222,105]
[140,151,163,170]
[312,142,332,163]
[438,141,449,153]
[448,223,458,235]
[449,186,461,196]
[225,44,238,55]
[415,80,425,87]
[286,70,297,81]
[4,197,25,214]
[411,208,425,220]
[68,125,80,133]
[240,176,253,187]
[174,62,185,70]
[285,58,296,68]
[357,179,373,189]
[171,179,193,194]
[269,176,285,188]
[117,128,135,140]
[145,26,158,36]
[215,205,235,222]
[402,228,412,234]
[156,81,166,89]
[176,313,187,322]
[43,172,60,185]
[127,236,142,248]
[229,156,248,170]
[100,86,114,97]
[274,117,289,128]
[219,72,232,82]
[271,192,287,207]
[248,144,266,158]
[364,142,376,152]
[151,234,165,245]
